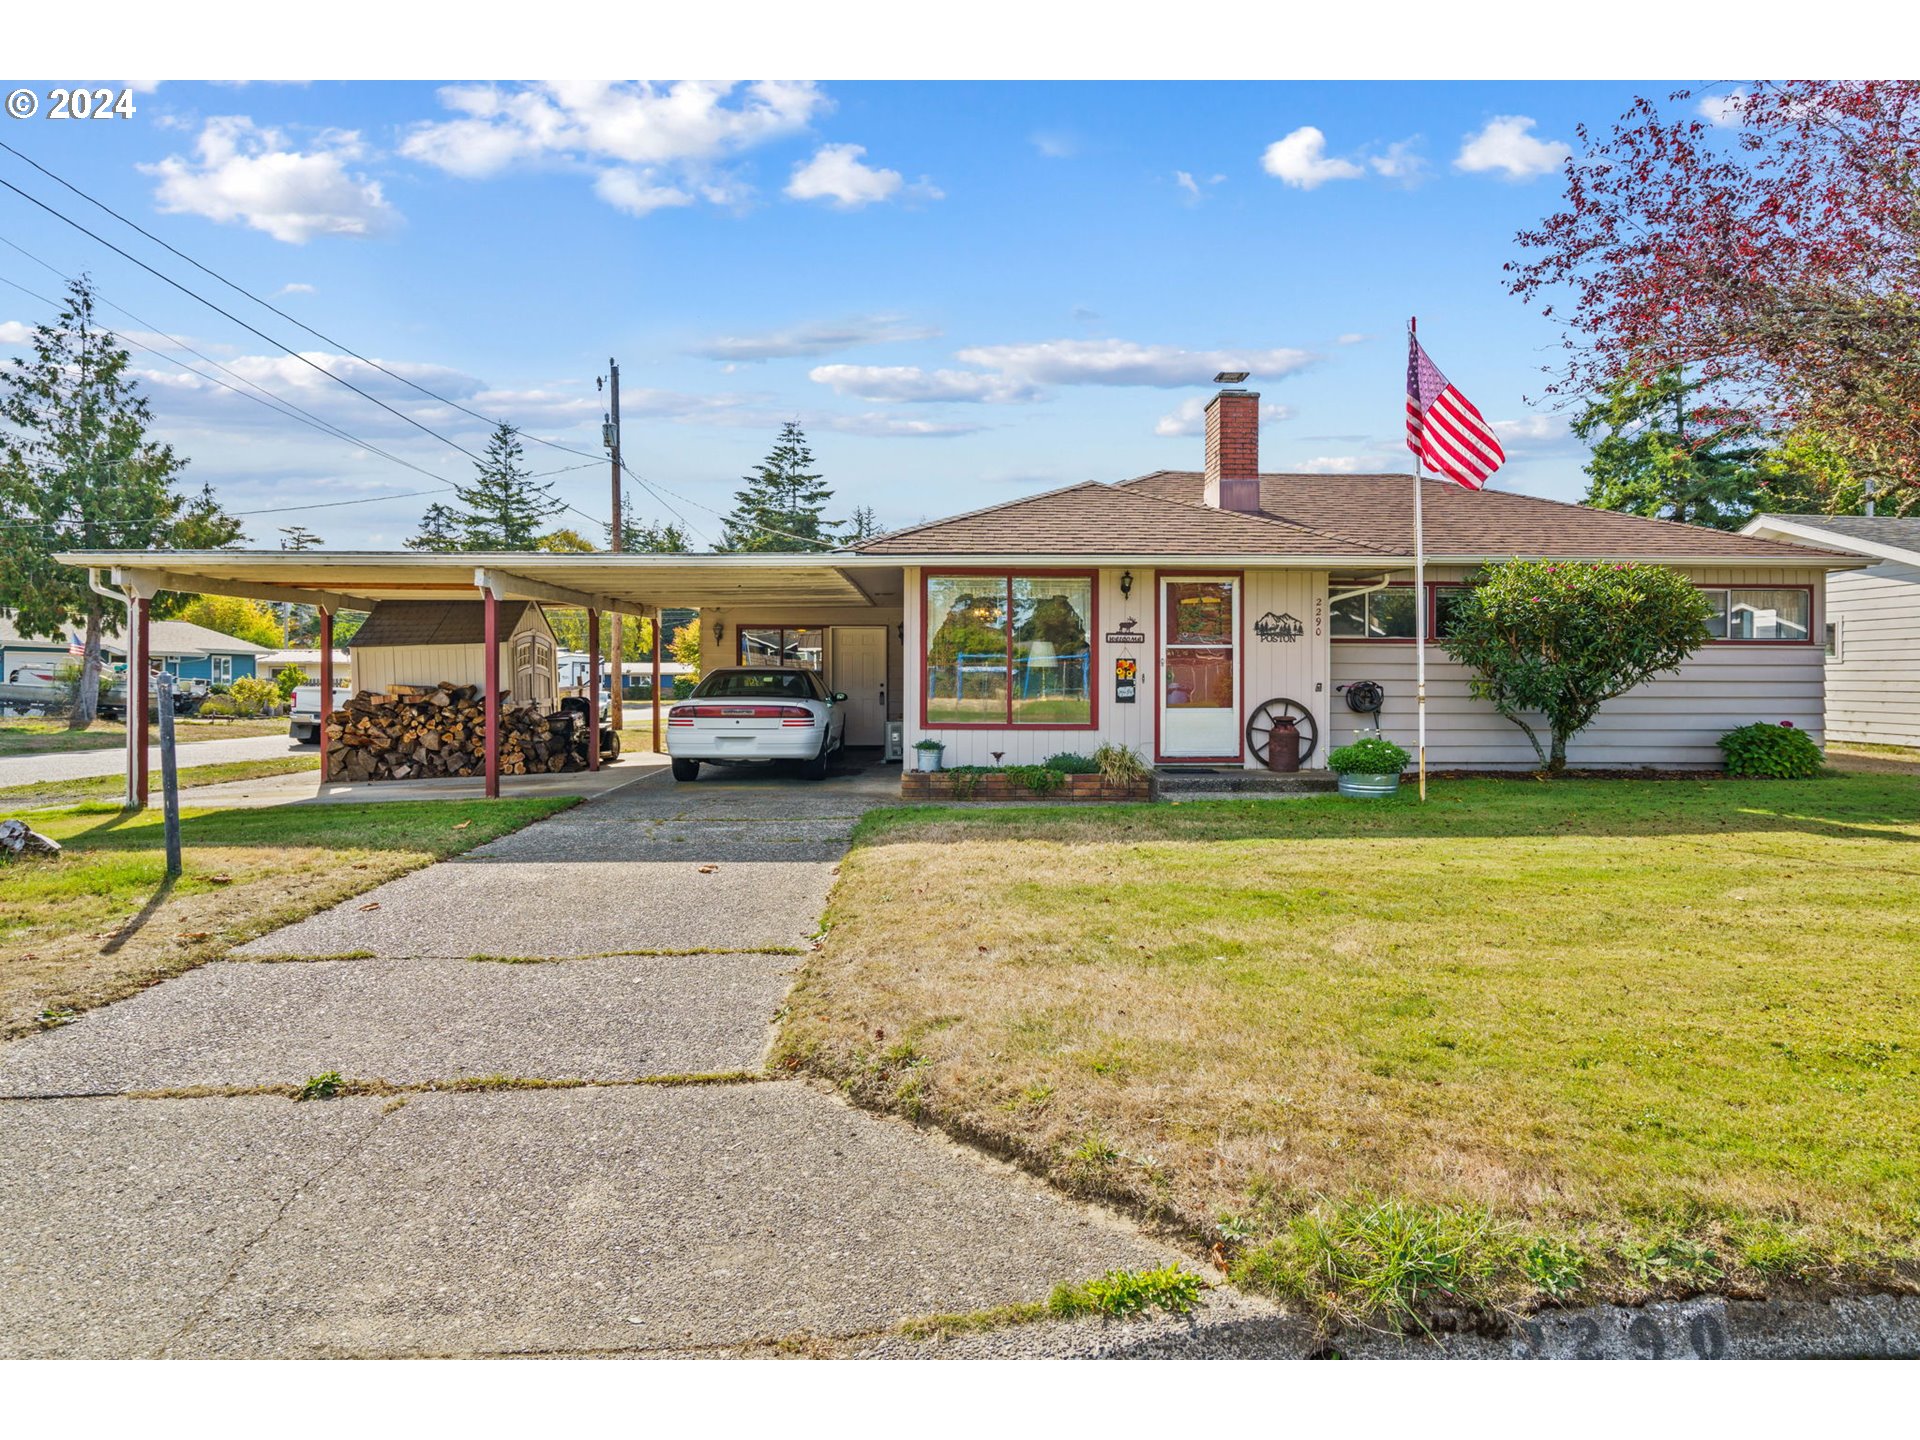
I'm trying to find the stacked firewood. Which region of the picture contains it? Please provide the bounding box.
[323,682,588,782]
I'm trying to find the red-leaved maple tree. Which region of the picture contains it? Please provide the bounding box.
[1508,80,1920,510]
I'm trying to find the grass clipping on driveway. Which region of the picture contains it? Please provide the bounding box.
[780,770,1920,1328]
[0,796,575,1039]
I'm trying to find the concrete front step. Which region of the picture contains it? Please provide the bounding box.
[1155,769,1338,797]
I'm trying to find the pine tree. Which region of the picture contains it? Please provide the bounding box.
[721,422,834,553]
[405,502,465,553]
[451,422,562,550]
[844,504,881,544]
[0,276,243,727]
[278,524,322,550]
[1573,368,1769,530]
[608,487,691,553]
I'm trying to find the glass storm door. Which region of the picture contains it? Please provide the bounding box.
[1159,577,1239,759]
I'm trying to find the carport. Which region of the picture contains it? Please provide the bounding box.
[54,550,905,803]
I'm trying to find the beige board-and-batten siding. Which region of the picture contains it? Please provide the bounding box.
[1824,555,1920,746]
[902,565,1333,769]
[351,604,558,706]
[1329,565,1827,770]
[695,604,906,723]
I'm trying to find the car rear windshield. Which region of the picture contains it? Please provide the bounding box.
[690,670,822,701]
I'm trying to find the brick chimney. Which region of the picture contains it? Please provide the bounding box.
[1204,387,1261,513]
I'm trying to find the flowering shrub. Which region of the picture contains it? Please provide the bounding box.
[1719,721,1824,779]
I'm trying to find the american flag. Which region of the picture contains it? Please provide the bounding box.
[67,634,85,657]
[1406,332,1505,489]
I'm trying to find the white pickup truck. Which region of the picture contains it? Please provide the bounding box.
[288,682,354,744]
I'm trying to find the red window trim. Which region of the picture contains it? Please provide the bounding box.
[1151,568,1246,766]
[1326,580,1819,647]
[919,568,1100,731]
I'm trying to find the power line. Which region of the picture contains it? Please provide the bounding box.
[0,141,613,467]
[622,459,841,551]
[0,172,494,466]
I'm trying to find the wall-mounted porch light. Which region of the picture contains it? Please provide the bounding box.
[1119,570,1134,599]
[712,620,726,642]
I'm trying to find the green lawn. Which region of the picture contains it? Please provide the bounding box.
[0,714,290,757]
[0,755,319,811]
[0,796,574,1039]
[782,762,1920,1325]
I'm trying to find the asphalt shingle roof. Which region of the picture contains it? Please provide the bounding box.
[1755,514,1920,556]
[347,600,534,649]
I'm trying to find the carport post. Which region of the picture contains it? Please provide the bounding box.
[318,609,334,782]
[133,596,151,806]
[650,605,663,755]
[483,587,501,798]
[586,607,601,771]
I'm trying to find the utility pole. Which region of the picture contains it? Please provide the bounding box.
[606,357,624,731]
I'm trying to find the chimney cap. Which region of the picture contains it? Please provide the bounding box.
[1213,370,1250,384]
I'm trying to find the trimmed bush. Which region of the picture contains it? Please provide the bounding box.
[1327,736,1411,776]
[195,694,238,717]
[228,675,280,717]
[1042,752,1101,774]
[1719,721,1824,778]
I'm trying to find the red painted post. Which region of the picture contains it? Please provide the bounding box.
[483,588,500,798]
[318,609,334,782]
[134,597,151,806]
[586,608,601,772]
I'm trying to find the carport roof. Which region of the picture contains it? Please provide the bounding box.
[52,551,897,612]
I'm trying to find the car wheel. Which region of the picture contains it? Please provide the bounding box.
[671,757,700,782]
[801,738,830,781]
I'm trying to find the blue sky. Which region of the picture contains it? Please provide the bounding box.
[0,79,1678,548]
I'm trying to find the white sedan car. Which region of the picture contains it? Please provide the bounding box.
[666,667,847,781]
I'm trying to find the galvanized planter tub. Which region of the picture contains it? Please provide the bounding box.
[1336,771,1403,798]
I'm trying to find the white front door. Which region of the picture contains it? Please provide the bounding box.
[1159,576,1240,760]
[831,626,888,747]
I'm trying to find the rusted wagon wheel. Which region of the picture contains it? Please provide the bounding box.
[1245,697,1319,767]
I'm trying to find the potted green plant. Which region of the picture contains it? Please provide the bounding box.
[1326,735,1410,797]
[912,737,946,773]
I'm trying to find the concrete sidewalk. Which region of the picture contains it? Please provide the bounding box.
[0,755,1211,1359]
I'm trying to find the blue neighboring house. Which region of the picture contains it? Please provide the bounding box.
[0,614,272,685]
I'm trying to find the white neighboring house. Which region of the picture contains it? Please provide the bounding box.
[1742,515,1920,747]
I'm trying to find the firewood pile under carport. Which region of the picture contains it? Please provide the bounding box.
[325,683,603,782]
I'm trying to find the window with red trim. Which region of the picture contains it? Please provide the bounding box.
[924,573,1094,727]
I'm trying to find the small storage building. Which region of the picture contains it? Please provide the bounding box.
[348,600,558,708]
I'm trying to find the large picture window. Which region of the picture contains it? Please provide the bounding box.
[925,572,1093,727]
[1329,582,1813,646]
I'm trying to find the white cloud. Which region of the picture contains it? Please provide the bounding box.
[1369,138,1425,182]
[785,143,940,208]
[1030,131,1077,160]
[809,364,1039,404]
[1175,170,1201,200]
[1491,414,1564,443]
[1295,455,1366,474]
[275,282,317,297]
[1336,332,1371,346]
[141,116,399,244]
[593,169,695,216]
[399,81,827,216]
[688,315,939,362]
[1697,90,1748,127]
[1261,127,1364,190]
[1454,116,1571,181]
[954,338,1315,389]
[1154,397,1293,437]
[823,412,983,438]
[1173,170,1226,205]
[0,320,32,345]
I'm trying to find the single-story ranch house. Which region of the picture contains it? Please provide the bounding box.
[1742,514,1920,748]
[2,614,272,686]
[56,384,1861,794]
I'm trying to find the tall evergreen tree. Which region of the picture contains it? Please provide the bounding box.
[405,501,465,553]
[721,421,834,553]
[0,277,243,727]
[451,422,562,550]
[844,504,881,544]
[278,524,323,550]
[1572,367,1769,530]
[609,487,691,553]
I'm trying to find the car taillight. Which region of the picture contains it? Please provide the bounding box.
[668,704,814,720]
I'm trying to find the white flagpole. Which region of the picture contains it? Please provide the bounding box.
[1410,317,1427,803]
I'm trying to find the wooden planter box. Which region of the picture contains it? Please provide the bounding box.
[900,772,1156,803]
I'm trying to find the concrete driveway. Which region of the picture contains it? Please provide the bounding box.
[0,754,1221,1359]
